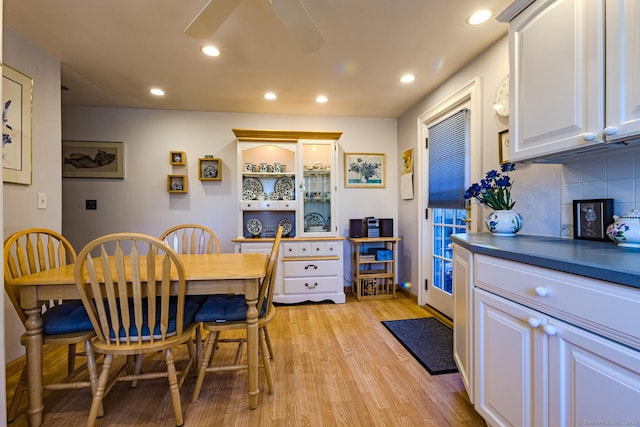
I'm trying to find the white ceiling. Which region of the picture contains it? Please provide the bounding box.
[4,0,512,118]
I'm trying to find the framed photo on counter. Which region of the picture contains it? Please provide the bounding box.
[573,198,614,242]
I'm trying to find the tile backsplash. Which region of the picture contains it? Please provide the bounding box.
[561,146,640,237]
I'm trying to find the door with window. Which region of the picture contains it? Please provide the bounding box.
[425,105,471,318]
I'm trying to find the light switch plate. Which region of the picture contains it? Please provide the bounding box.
[37,192,47,209]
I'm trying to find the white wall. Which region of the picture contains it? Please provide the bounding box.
[3,28,63,363]
[396,36,562,298]
[61,107,398,283]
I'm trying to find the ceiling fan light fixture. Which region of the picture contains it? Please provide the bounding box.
[150,88,165,96]
[315,95,328,104]
[201,45,220,57]
[467,9,493,25]
[264,92,277,100]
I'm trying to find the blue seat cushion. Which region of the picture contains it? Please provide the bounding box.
[107,296,201,341]
[42,300,94,335]
[195,295,266,323]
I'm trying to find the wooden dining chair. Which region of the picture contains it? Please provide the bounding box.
[73,232,199,427]
[192,226,283,402]
[159,224,221,255]
[3,228,99,422]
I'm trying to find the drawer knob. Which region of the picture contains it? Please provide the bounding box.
[304,264,318,270]
[534,287,549,297]
[305,282,318,289]
[543,325,558,336]
[528,318,542,328]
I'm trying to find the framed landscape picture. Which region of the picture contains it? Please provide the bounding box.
[62,140,124,178]
[344,152,385,188]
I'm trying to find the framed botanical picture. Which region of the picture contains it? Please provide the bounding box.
[2,65,33,185]
[344,152,385,188]
[498,129,510,164]
[573,198,614,242]
[62,140,124,178]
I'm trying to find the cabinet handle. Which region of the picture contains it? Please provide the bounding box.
[534,286,549,297]
[543,325,558,336]
[583,132,596,142]
[604,126,618,137]
[528,318,542,328]
[304,264,318,270]
[305,282,318,289]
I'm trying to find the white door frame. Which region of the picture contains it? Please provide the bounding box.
[415,78,482,310]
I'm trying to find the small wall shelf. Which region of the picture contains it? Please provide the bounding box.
[170,151,186,165]
[199,158,222,181]
[167,175,188,193]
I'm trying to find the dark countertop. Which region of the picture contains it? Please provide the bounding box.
[451,233,640,289]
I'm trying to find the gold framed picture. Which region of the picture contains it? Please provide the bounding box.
[2,65,33,185]
[498,129,510,164]
[344,152,385,188]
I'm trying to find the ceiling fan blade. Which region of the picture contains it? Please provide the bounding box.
[184,0,242,39]
[269,0,325,53]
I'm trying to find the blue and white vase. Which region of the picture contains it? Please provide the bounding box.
[485,210,523,236]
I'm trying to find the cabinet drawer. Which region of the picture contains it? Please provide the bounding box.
[284,276,339,294]
[283,242,298,256]
[475,254,640,350]
[284,259,339,277]
[239,201,295,210]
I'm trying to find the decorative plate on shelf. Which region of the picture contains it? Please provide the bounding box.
[203,165,218,178]
[274,176,294,195]
[304,212,325,228]
[277,218,293,236]
[246,218,263,237]
[242,177,263,196]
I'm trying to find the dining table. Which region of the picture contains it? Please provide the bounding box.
[7,252,268,427]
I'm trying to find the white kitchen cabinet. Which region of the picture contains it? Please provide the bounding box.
[605,0,640,143]
[501,0,640,162]
[233,129,344,304]
[474,288,544,427]
[452,243,474,403]
[470,253,640,427]
[506,0,605,161]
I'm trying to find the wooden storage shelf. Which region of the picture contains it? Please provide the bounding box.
[348,237,400,301]
[169,151,186,165]
[167,175,188,193]
[198,158,222,181]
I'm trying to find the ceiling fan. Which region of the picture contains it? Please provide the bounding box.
[184,0,325,53]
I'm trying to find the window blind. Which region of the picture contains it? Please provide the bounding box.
[428,108,469,209]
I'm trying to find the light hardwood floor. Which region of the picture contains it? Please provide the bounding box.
[5,294,486,426]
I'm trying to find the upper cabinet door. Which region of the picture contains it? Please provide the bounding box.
[509,0,605,161]
[605,0,640,142]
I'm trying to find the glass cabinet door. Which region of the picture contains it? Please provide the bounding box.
[300,141,335,236]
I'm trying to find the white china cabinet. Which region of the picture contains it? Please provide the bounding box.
[498,0,640,162]
[233,129,345,304]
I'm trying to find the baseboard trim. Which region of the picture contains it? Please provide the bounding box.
[421,303,453,328]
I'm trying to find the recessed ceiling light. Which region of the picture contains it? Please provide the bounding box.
[467,9,493,25]
[150,88,165,96]
[400,74,415,84]
[316,95,328,103]
[201,46,220,57]
[264,92,277,100]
